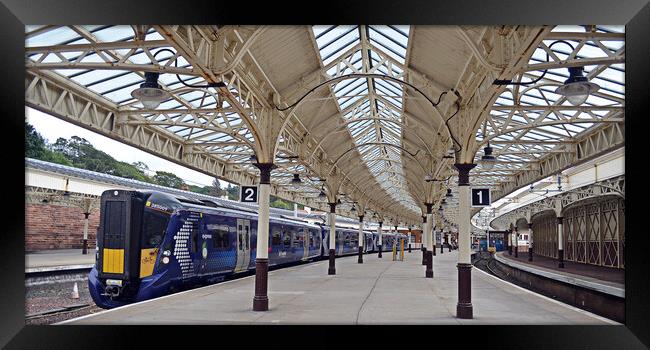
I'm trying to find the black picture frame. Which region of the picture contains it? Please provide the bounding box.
[3,0,648,348]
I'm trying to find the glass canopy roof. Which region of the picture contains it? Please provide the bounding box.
[312,25,420,216]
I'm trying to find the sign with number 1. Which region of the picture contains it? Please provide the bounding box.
[240,186,259,203]
[471,188,491,207]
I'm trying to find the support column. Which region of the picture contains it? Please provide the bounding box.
[440,228,444,254]
[454,163,476,319]
[358,215,364,264]
[82,212,90,255]
[377,221,383,258]
[421,216,426,264]
[447,233,452,252]
[528,222,534,262]
[557,217,565,268]
[514,226,519,258]
[253,163,273,311]
[425,204,434,278]
[408,227,412,253]
[328,203,337,275]
[506,229,511,255]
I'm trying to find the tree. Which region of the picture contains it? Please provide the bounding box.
[25,122,73,166]
[209,178,223,197]
[153,171,186,189]
[226,184,239,200]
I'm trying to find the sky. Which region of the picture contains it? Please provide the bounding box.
[26,107,229,188]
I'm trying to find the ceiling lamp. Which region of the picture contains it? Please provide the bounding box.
[318,187,326,200]
[438,206,444,212]
[350,204,356,212]
[131,72,171,109]
[481,143,497,170]
[555,66,599,106]
[446,188,453,198]
[291,173,302,184]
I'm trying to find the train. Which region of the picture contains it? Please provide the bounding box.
[88,189,408,309]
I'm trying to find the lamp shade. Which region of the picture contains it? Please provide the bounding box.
[131,72,170,109]
[481,144,497,170]
[291,173,302,184]
[555,67,599,106]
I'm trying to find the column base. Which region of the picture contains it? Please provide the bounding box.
[456,263,473,319]
[432,246,436,256]
[358,247,363,264]
[378,246,382,258]
[328,249,336,275]
[82,239,88,255]
[408,245,411,253]
[425,251,433,278]
[558,250,565,268]
[421,248,426,265]
[440,245,444,254]
[508,247,512,255]
[528,248,533,262]
[253,258,269,311]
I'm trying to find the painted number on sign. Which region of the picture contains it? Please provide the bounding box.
[240,186,258,203]
[471,188,490,207]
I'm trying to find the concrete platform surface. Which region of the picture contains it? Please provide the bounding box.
[62,250,617,325]
[26,249,95,273]
[495,252,624,297]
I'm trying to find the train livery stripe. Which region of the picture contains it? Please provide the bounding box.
[103,248,124,274]
[139,248,158,278]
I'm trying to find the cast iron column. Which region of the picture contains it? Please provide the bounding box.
[528,222,534,262]
[454,163,476,319]
[82,212,90,254]
[408,227,412,253]
[506,229,511,255]
[514,226,519,258]
[377,221,383,258]
[328,203,337,275]
[557,216,565,268]
[358,215,364,264]
[253,163,274,311]
[440,228,444,254]
[425,203,434,278]
[421,215,427,265]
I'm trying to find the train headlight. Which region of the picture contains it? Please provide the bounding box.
[162,256,170,264]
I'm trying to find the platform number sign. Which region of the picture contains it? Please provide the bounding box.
[240,185,259,203]
[471,188,491,207]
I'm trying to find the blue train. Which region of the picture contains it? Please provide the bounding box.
[89,189,407,309]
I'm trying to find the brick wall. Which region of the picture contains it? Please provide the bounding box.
[25,203,99,252]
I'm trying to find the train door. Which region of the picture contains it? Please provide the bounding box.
[234,219,251,272]
[302,228,309,260]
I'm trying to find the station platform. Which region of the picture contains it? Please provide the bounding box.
[62,249,617,325]
[495,252,624,297]
[25,249,95,273]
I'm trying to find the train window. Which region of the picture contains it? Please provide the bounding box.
[283,230,291,248]
[141,210,169,248]
[271,228,282,246]
[293,230,304,248]
[245,226,250,250]
[211,229,230,250]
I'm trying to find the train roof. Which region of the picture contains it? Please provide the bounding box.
[27,157,363,225]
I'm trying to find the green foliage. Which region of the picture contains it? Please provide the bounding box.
[153,171,186,189]
[24,121,216,194]
[188,185,211,195]
[270,195,294,210]
[226,184,239,200]
[209,178,223,197]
